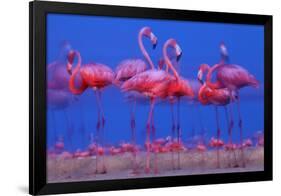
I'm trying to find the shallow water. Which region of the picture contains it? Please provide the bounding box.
[48,147,263,182]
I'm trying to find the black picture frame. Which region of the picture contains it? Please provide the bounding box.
[29,1,273,195]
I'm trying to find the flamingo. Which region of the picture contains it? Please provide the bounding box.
[198,63,235,168]
[204,43,259,167]
[66,50,115,174]
[47,41,88,150]
[161,39,194,170]
[115,27,157,173]
[47,42,77,150]
[121,49,181,173]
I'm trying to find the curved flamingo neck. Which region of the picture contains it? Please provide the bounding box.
[69,51,87,94]
[163,41,179,80]
[198,85,208,105]
[138,30,155,69]
[206,63,223,89]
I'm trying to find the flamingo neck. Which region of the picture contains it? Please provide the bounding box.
[138,30,155,69]
[206,63,223,89]
[198,84,210,105]
[163,42,179,80]
[69,51,87,94]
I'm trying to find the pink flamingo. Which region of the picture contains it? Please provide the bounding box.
[198,63,233,168]
[121,71,170,173]
[121,38,189,173]
[47,44,75,150]
[204,43,259,167]
[115,27,157,173]
[66,49,115,174]
[121,51,181,173]
[161,39,194,170]
[47,42,88,150]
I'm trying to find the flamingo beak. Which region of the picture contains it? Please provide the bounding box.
[153,41,157,49]
[67,63,72,75]
[150,32,157,49]
[197,70,203,84]
[176,52,182,62]
[175,44,182,62]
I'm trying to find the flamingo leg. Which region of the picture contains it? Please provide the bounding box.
[145,98,155,174]
[229,95,238,167]
[176,97,181,170]
[170,101,176,170]
[94,90,101,174]
[224,106,232,167]
[197,105,206,167]
[63,109,73,151]
[236,92,246,167]
[130,99,136,145]
[198,105,206,144]
[151,104,156,142]
[96,90,107,173]
[78,103,86,144]
[130,98,138,173]
[151,104,158,174]
[51,110,57,144]
[215,106,221,168]
[190,105,195,140]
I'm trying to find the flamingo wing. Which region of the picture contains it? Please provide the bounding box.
[121,69,170,97]
[81,63,115,88]
[207,88,231,106]
[115,59,147,81]
[217,64,259,89]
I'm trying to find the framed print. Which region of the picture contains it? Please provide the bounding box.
[29,1,272,195]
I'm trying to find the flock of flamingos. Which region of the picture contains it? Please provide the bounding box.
[48,26,264,175]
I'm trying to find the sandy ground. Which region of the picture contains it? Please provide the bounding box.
[47,147,264,183]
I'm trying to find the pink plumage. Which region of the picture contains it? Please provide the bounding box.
[216,64,259,90]
[80,63,115,89]
[115,59,147,82]
[121,69,171,98]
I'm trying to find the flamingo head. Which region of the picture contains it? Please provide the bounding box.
[219,41,229,62]
[150,32,158,49]
[67,50,76,75]
[166,39,182,62]
[175,43,182,62]
[61,41,72,54]
[197,64,210,84]
[141,26,158,49]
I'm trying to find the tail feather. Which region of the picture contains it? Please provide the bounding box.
[249,74,259,88]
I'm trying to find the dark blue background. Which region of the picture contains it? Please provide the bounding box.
[47,13,264,151]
